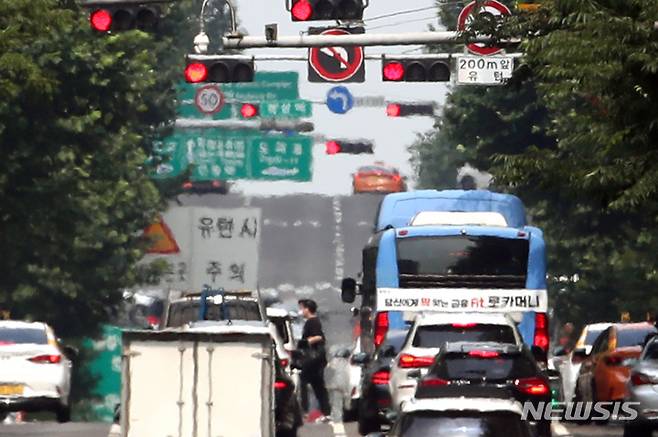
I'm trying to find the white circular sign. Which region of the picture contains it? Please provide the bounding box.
[195,85,225,115]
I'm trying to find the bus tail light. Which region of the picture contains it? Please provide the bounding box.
[533,312,549,359]
[374,311,389,348]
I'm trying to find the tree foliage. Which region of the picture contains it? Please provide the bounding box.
[0,0,202,337]
[412,0,658,324]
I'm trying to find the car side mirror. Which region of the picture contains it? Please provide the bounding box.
[341,278,357,304]
[351,352,370,365]
[573,347,589,360]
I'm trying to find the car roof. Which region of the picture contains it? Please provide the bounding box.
[402,397,523,415]
[0,320,47,330]
[613,322,655,331]
[443,341,523,354]
[584,323,613,332]
[414,312,514,326]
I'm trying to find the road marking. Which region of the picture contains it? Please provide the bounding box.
[552,421,571,436]
[331,421,347,436]
[332,197,345,282]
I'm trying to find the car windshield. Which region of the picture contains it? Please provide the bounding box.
[166,299,261,328]
[399,411,529,437]
[434,353,537,381]
[0,327,48,345]
[413,325,516,348]
[359,166,392,174]
[584,328,605,345]
[617,327,656,348]
[397,236,529,277]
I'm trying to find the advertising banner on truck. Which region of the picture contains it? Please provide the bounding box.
[377,288,548,313]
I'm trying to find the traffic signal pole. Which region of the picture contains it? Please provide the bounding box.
[221,30,489,49]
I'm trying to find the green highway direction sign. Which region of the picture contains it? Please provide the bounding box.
[178,71,309,119]
[153,129,313,182]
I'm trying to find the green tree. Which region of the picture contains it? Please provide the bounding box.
[0,0,204,338]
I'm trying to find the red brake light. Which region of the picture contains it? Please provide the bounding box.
[279,358,290,368]
[29,354,62,364]
[383,62,405,81]
[90,9,112,32]
[146,315,160,327]
[182,181,193,189]
[184,63,208,83]
[398,353,434,369]
[326,141,342,155]
[291,0,313,20]
[631,372,652,386]
[452,323,478,329]
[274,380,288,390]
[386,103,402,117]
[515,377,549,396]
[371,370,390,385]
[374,312,389,348]
[420,377,449,387]
[240,103,259,118]
[533,313,549,357]
[468,350,500,358]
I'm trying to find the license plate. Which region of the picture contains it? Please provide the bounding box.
[0,384,23,396]
[456,55,516,85]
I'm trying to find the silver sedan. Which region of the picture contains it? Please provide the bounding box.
[625,335,658,437]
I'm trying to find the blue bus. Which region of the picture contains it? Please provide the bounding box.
[342,190,548,359]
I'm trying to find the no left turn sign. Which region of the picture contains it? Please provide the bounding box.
[195,85,225,115]
[308,28,365,83]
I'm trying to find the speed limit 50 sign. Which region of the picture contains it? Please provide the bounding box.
[195,85,225,115]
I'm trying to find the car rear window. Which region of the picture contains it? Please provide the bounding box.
[412,324,516,348]
[0,327,48,345]
[434,352,537,381]
[359,166,392,174]
[617,327,657,348]
[166,300,261,328]
[584,328,605,345]
[271,319,290,343]
[399,411,529,437]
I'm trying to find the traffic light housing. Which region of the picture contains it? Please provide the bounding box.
[86,2,161,32]
[326,140,374,155]
[386,103,435,117]
[184,56,255,83]
[290,0,367,21]
[382,56,451,82]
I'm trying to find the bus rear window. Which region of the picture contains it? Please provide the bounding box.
[413,325,516,348]
[397,236,529,282]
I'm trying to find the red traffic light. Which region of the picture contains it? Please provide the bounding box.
[184,63,208,83]
[386,103,402,117]
[292,0,313,21]
[383,62,405,81]
[240,103,259,119]
[90,9,112,32]
[326,141,342,155]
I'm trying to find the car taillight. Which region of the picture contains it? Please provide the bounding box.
[420,377,449,387]
[533,312,549,359]
[274,381,288,390]
[374,312,389,348]
[631,372,653,386]
[605,355,624,366]
[29,354,62,364]
[398,354,434,369]
[515,377,549,396]
[371,370,390,385]
[468,350,500,358]
[279,358,289,368]
[452,323,478,328]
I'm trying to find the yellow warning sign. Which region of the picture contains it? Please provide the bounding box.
[144,218,180,254]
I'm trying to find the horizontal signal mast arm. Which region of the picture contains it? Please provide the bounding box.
[221,31,489,49]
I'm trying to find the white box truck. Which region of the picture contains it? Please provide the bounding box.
[119,323,274,437]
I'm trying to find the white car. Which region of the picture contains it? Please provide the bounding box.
[266,307,296,375]
[556,322,611,402]
[0,321,74,422]
[377,397,534,437]
[389,312,523,410]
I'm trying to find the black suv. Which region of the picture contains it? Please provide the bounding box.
[415,342,551,437]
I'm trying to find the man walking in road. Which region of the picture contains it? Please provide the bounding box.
[298,299,331,422]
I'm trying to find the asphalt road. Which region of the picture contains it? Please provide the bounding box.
[0,421,629,436]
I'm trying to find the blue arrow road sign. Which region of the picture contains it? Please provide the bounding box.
[326,86,354,114]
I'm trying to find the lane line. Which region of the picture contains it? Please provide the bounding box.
[332,197,345,282]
